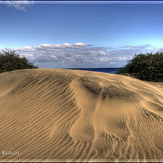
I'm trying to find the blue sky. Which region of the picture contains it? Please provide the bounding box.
[0,1,163,68]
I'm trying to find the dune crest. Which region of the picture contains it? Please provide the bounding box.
[0,69,163,161]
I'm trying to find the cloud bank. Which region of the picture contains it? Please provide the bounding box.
[1,43,161,68]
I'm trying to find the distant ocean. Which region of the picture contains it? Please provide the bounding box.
[68,68,121,74]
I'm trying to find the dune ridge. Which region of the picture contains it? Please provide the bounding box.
[0,69,163,162]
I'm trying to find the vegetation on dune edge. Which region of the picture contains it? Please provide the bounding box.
[0,50,163,82]
[0,50,38,73]
[116,52,163,82]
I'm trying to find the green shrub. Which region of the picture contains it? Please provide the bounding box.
[0,50,38,73]
[117,52,163,82]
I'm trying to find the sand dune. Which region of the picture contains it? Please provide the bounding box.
[0,69,163,162]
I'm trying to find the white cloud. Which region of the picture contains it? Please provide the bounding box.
[98,57,109,61]
[63,43,71,46]
[6,0,33,11]
[35,43,88,51]
[74,42,87,46]
[1,43,161,68]
[17,46,34,51]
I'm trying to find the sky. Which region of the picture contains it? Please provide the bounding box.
[0,1,163,68]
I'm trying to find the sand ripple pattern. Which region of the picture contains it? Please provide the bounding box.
[0,69,163,162]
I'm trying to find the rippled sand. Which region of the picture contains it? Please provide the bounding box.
[0,69,163,162]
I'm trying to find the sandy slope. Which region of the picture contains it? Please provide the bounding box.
[0,69,163,162]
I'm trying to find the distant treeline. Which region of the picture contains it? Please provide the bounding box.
[0,51,38,73]
[117,52,163,82]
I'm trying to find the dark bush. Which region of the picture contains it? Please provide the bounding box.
[0,50,38,73]
[116,52,163,82]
